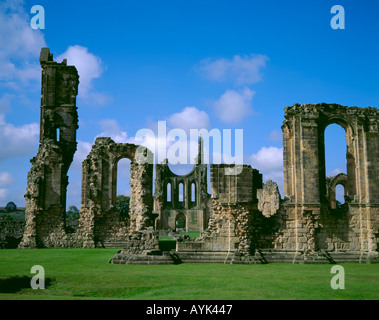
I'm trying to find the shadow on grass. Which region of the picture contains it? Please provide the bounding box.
[0,276,54,293]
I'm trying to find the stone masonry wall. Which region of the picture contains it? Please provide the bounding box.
[0,221,25,248]
[19,48,79,248]
[77,137,154,248]
[281,104,379,253]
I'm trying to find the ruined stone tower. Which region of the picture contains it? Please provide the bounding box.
[19,48,79,248]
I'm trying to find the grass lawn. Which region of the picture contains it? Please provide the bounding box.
[0,249,378,300]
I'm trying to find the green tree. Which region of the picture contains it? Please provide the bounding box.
[66,205,80,220]
[116,195,130,220]
[5,202,17,213]
[3,214,14,221]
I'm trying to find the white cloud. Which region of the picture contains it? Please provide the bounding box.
[250,146,284,195]
[0,0,46,86]
[0,188,9,200]
[167,106,210,131]
[0,115,39,161]
[71,140,92,170]
[0,172,14,186]
[117,158,131,196]
[73,119,133,171]
[327,168,343,177]
[251,146,283,172]
[96,119,129,143]
[0,94,14,114]
[197,54,269,85]
[56,45,111,106]
[213,88,255,124]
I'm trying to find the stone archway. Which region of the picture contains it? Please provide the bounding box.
[281,103,379,253]
[328,173,347,209]
[77,137,154,247]
[175,213,186,232]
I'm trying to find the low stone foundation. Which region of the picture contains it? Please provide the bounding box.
[254,249,379,264]
[0,221,25,249]
[111,248,379,265]
[110,250,181,265]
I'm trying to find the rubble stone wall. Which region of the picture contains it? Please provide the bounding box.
[153,137,210,233]
[0,221,25,248]
[19,48,79,248]
[77,137,154,248]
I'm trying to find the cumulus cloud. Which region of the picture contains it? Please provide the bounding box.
[71,119,132,171]
[0,94,13,114]
[213,88,255,124]
[0,0,46,86]
[0,2,42,161]
[96,119,129,143]
[56,45,111,106]
[0,188,9,200]
[70,119,132,169]
[0,114,39,162]
[251,146,284,195]
[251,146,283,172]
[0,172,14,186]
[327,168,344,177]
[167,106,210,131]
[197,54,269,85]
[71,140,92,170]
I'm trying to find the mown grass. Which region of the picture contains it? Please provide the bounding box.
[0,249,378,300]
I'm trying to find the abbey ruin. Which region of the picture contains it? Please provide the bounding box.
[2,48,379,264]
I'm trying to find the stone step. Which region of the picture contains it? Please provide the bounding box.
[176,251,232,256]
[178,256,232,261]
[103,242,129,248]
[111,251,180,265]
[256,250,379,264]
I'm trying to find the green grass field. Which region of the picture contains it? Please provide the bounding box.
[0,249,378,300]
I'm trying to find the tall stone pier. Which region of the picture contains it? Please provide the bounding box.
[19,48,79,248]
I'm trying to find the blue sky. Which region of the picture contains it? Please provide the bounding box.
[0,0,378,208]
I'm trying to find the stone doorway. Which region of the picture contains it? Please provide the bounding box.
[175,213,186,232]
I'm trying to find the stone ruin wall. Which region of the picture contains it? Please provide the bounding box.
[77,137,154,248]
[7,48,379,260]
[178,165,284,256]
[0,221,26,248]
[17,48,158,250]
[153,138,211,233]
[19,48,80,248]
[177,104,379,259]
[280,104,379,254]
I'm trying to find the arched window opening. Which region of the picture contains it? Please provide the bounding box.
[335,184,345,207]
[191,183,196,203]
[176,215,186,231]
[325,124,347,178]
[178,182,184,202]
[116,158,131,197]
[167,182,172,202]
[116,158,131,220]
